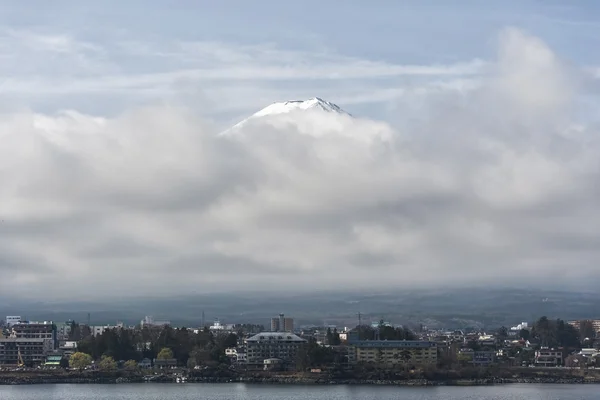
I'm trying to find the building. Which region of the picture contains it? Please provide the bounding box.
[349,339,438,365]
[58,341,77,358]
[0,338,53,366]
[236,351,247,364]
[263,358,284,371]
[5,316,21,327]
[270,314,294,332]
[11,322,57,350]
[43,354,64,368]
[225,347,237,357]
[510,322,529,331]
[209,319,235,333]
[245,332,307,370]
[534,348,563,367]
[568,320,600,334]
[153,358,177,368]
[90,323,124,337]
[346,330,437,366]
[458,349,496,365]
[140,316,170,327]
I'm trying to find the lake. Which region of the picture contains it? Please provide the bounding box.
[0,383,598,399]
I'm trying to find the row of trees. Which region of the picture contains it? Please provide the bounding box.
[76,326,239,368]
[356,322,417,341]
[529,317,581,348]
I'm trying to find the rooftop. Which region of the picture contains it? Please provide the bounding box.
[0,338,50,343]
[351,340,437,348]
[247,332,306,343]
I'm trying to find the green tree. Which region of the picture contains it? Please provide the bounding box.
[98,355,118,371]
[124,359,138,370]
[157,347,174,360]
[69,352,92,371]
[519,328,530,341]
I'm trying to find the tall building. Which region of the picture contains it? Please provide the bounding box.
[270,314,294,332]
[568,320,600,334]
[11,322,57,350]
[245,332,307,370]
[0,338,53,366]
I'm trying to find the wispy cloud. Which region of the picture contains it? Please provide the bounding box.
[0,29,486,116]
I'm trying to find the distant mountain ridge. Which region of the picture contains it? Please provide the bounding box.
[2,288,598,329]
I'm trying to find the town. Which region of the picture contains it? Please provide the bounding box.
[1,313,599,384]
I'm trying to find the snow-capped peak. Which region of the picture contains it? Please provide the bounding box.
[220,97,354,135]
[252,97,351,118]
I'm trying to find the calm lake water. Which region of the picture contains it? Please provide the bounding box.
[0,383,598,400]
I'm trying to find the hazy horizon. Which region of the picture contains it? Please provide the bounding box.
[2,2,600,299]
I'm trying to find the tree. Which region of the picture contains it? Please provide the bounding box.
[496,326,508,340]
[157,347,174,360]
[331,328,341,345]
[519,328,530,341]
[400,350,412,371]
[69,352,92,371]
[326,328,334,345]
[98,355,117,371]
[124,359,138,370]
[531,317,581,349]
[400,350,412,363]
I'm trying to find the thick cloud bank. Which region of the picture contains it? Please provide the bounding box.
[1,29,599,299]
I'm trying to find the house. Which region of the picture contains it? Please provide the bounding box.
[225,348,237,357]
[153,358,177,368]
[139,358,152,368]
[534,348,563,367]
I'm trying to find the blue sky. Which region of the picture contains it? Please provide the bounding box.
[1,1,599,124]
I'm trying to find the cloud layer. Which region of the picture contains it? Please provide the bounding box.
[1,28,599,299]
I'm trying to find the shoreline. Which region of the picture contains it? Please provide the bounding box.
[1,375,599,386]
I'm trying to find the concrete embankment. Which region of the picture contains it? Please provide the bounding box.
[1,371,599,385]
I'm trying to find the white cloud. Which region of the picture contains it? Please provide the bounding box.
[1,28,599,299]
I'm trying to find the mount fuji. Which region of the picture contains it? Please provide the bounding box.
[220,97,392,142]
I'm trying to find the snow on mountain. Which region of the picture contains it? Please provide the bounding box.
[252,97,351,118]
[220,97,392,144]
[221,98,352,134]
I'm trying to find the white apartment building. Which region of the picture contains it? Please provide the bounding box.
[6,316,21,327]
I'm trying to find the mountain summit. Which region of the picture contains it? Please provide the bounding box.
[222,98,352,135]
[220,97,390,143]
[253,97,351,118]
